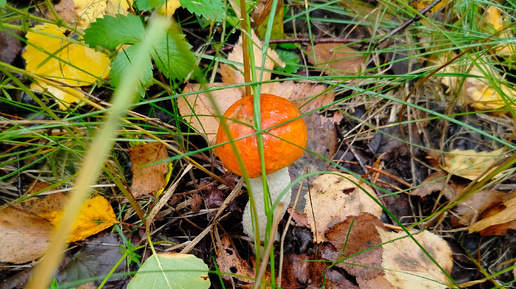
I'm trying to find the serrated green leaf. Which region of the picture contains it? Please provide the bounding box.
[152,33,195,81]
[84,14,145,50]
[109,44,153,95]
[179,0,225,21]
[135,0,167,10]
[276,49,299,74]
[128,253,210,289]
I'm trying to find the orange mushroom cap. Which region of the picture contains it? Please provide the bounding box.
[215,94,307,178]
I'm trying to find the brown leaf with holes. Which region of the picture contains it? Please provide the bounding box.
[307,43,366,76]
[304,174,382,242]
[216,235,269,286]
[324,214,385,280]
[13,192,68,217]
[129,142,169,198]
[0,207,52,264]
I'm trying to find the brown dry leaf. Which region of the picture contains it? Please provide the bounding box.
[0,207,52,264]
[129,142,169,198]
[324,214,385,280]
[306,43,366,76]
[304,173,382,242]
[42,196,117,242]
[215,235,270,286]
[442,148,506,180]
[14,192,68,217]
[378,228,453,289]
[179,84,243,144]
[220,30,283,85]
[469,196,516,234]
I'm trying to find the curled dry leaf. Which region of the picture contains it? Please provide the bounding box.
[304,173,382,242]
[469,197,516,234]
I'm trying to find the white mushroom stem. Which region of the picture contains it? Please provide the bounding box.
[242,167,292,242]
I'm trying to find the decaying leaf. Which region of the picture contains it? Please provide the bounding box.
[215,235,270,286]
[323,214,385,280]
[24,23,110,109]
[304,173,382,242]
[129,142,169,197]
[442,148,506,180]
[0,207,52,264]
[378,228,453,289]
[306,43,366,76]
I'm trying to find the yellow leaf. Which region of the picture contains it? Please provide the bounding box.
[42,196,117,242]
[409,0,450,12]
[442,148,506,181]
[30,82,86,110]
[483,6,515,56]
[75,0,134,28]
[23,23,110,108]
[158,0,181,17]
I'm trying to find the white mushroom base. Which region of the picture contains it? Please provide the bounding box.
[242,167,292,242]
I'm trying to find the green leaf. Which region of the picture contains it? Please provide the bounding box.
[135,0,167,10]
[109,44,153,95]
[275,48,299,74]
[0,0,6,8]
[84,14,145,50]
[152,33,195,81]
[179,0,225,21]
[128,253,210,289]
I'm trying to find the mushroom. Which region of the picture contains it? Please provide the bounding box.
[215,94,307,241]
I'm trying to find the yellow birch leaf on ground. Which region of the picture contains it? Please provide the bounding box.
[377,229,453,289]
[75,0,134,29]
[158,0,181,17]
[129,142,169,198]
[409,0,450,12]
[23,23,110,109]
[42,196,117,242]
[304,174,382,242]
[482,5,516,56]
[0,207,52,264]
[442,148,506,180]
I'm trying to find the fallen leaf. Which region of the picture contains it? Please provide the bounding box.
[410,0,450,12]
[14,192,68,217]
[0,207,52,264]
[42,196,117,242]
[220,30,284,85]
[157,0,181,17]
[74,0,134,29]
[442,148,506,180]
[128,252,210,289]
[129,142,170,198]
[23,23,110,109]
[251,0,284,40]
[378,228,453,289]
[306,43,366,76]
[179,84,243,144]
[482,5,515,56]
[54,234,126,286]
[324,214,385,280]
[469,197,516,234]
[304,173,382,242]
[0,27,23,65]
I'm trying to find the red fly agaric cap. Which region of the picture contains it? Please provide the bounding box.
[215,94,307,178]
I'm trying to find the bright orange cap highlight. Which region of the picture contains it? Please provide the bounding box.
[215,94,307,178]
